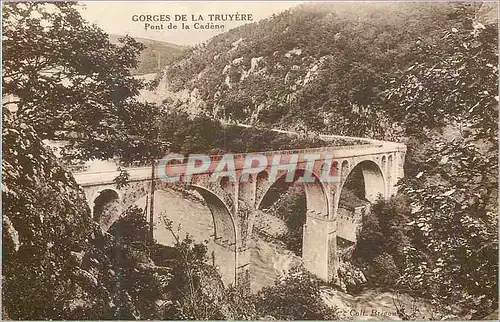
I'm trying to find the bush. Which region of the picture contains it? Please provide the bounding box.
[354,195,411,287]
[371,253,400,288]
[160,218,227,320]
[105,207,166,319]
[253,267,338,320]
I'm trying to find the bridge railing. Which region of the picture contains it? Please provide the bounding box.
[70,121,407,174]
[203,143,386,162]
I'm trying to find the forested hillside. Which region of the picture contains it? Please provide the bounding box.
[156,2,496,138]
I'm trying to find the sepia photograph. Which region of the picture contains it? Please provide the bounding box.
[1,0,498,320]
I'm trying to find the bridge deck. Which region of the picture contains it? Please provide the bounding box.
[73,138,405,187]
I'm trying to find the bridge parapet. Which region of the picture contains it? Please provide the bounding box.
[74,140,405,186]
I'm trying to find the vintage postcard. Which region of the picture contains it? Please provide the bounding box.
[2,0,498,320]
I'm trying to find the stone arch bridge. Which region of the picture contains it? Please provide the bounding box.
[74,135,406,289]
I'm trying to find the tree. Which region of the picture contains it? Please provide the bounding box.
[398,137,498,318]
[262,185,307,256]
[355,196,411,267]
[2,119,96,320]
[384,3,498,142]
[2,3,172,319]
[104,207,169,320]
[2,2,164,162]
[384,4,498,318]
[160,217,227,320]
[353,196,411,289]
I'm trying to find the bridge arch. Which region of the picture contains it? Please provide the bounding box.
[339,159,386,204]
[253,169,329,256]
[189,184,238,286]
[252,168,332,285]
[256,169,329,218]
[91,188,122,227]
[94,182,239,287]
[189,184,238,248]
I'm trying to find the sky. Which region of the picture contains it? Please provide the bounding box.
[79,1,306,46]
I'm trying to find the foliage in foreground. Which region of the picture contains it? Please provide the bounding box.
[387,7,498,319]
[101,214,338,320]
[158,217,227,320]
[354,5,498,319]
[2,120,94,319]
[356,191,497,319]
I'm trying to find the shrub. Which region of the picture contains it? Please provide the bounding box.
[371,253,400,288]
[253,267,339,320]
[354,195,411,287]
